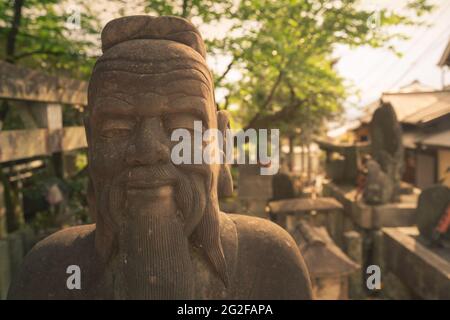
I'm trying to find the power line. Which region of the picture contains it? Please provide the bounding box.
[387,19,450,90]
[352,1,450,89]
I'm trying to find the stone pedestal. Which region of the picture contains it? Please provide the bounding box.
[344,231,364,299]
[323,182,421,298]
[268,197,344,246]
[324,182,418,230]
[238,165,272,218]
[293,221,360,300]
[383,227,450,299]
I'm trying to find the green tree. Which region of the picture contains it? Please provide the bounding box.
[0,0,100,79]
[145,0,234,21]
[144,0,239,92]
[228,0,433,131]
[144,0,433,135]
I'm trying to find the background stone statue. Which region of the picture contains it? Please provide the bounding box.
[365,101,404,204]
[417,185,450,244]
[363,157,394,205]
[8,15,312,300]
[271,158,296,201]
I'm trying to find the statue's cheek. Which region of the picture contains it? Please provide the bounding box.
[90,139,129,176]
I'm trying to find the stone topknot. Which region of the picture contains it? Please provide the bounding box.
[101,15,206,58]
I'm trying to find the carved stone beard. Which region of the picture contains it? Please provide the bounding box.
[119,184,196,299]
[93,164,212,299]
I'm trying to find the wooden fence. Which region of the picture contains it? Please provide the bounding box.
[0,61,88,299]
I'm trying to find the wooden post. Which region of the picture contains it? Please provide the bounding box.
[301,144,305,178]
[30,103,63,130]
[0,239,11,299]
[285,214,296,233]
[5,179,24,232]
[344,230,364,299]
[7,231,24,284]
[327,209,344,247]
[372,230,385,272]
[31,103,65,178]
[307,143,312,183]
[288,135,295,172]
[0,183,6,239]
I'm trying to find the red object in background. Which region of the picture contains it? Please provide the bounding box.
[354,172,367,201]
[435,204,450,234]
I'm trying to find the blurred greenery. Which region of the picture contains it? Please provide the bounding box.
[23,153,89,232]
[0,0,101,79]
[0,0,435,132]
[145,0,434,140]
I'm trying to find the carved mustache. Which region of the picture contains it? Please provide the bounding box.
[124,164,179,189]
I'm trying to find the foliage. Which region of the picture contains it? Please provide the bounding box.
[0,0,435,132]
[144,0,434,138]
[0,0,101,79]
[145,0,234,22]
[23,153,89,232]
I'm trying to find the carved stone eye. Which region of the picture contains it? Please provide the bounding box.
[165,115,201,132]
[101,128,132,138]
[100,118,135,138]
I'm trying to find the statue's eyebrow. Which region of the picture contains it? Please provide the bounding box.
[163,78,212,97]
[166,96,210,125]
[162,74,211,89]
[91,96,136,117]
[91,93,210,125]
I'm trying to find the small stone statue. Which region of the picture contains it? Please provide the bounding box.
[364,102,404,204]
[271,159,296,201]
[363,157,394,205]
[8,16,312,299]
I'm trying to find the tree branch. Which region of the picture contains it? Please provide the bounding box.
[217,93,230,111]
[245,69,284,129]
[182,0,190,18]
[262,69,284,110]
[215,58,235,85]
[6,0,24,63]
[13,49,67,60]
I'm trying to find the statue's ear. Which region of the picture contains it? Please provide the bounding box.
[84,113,96,222]
[83,113,91,147]
[217,110,233,198]
[87,174,97,223]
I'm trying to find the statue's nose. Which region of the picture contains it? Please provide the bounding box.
[126,117,170,166]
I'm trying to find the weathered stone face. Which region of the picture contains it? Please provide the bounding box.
[366,102,404,204]
[87,57,216,237]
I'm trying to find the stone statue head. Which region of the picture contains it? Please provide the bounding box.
[85,16,231,298]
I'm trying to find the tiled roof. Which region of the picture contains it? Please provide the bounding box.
[361,90,450,125]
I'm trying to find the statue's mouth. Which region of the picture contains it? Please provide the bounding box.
[126,179,175,198]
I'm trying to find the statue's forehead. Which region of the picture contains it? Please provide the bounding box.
[89,70,216,124]
[91,68,211,94]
